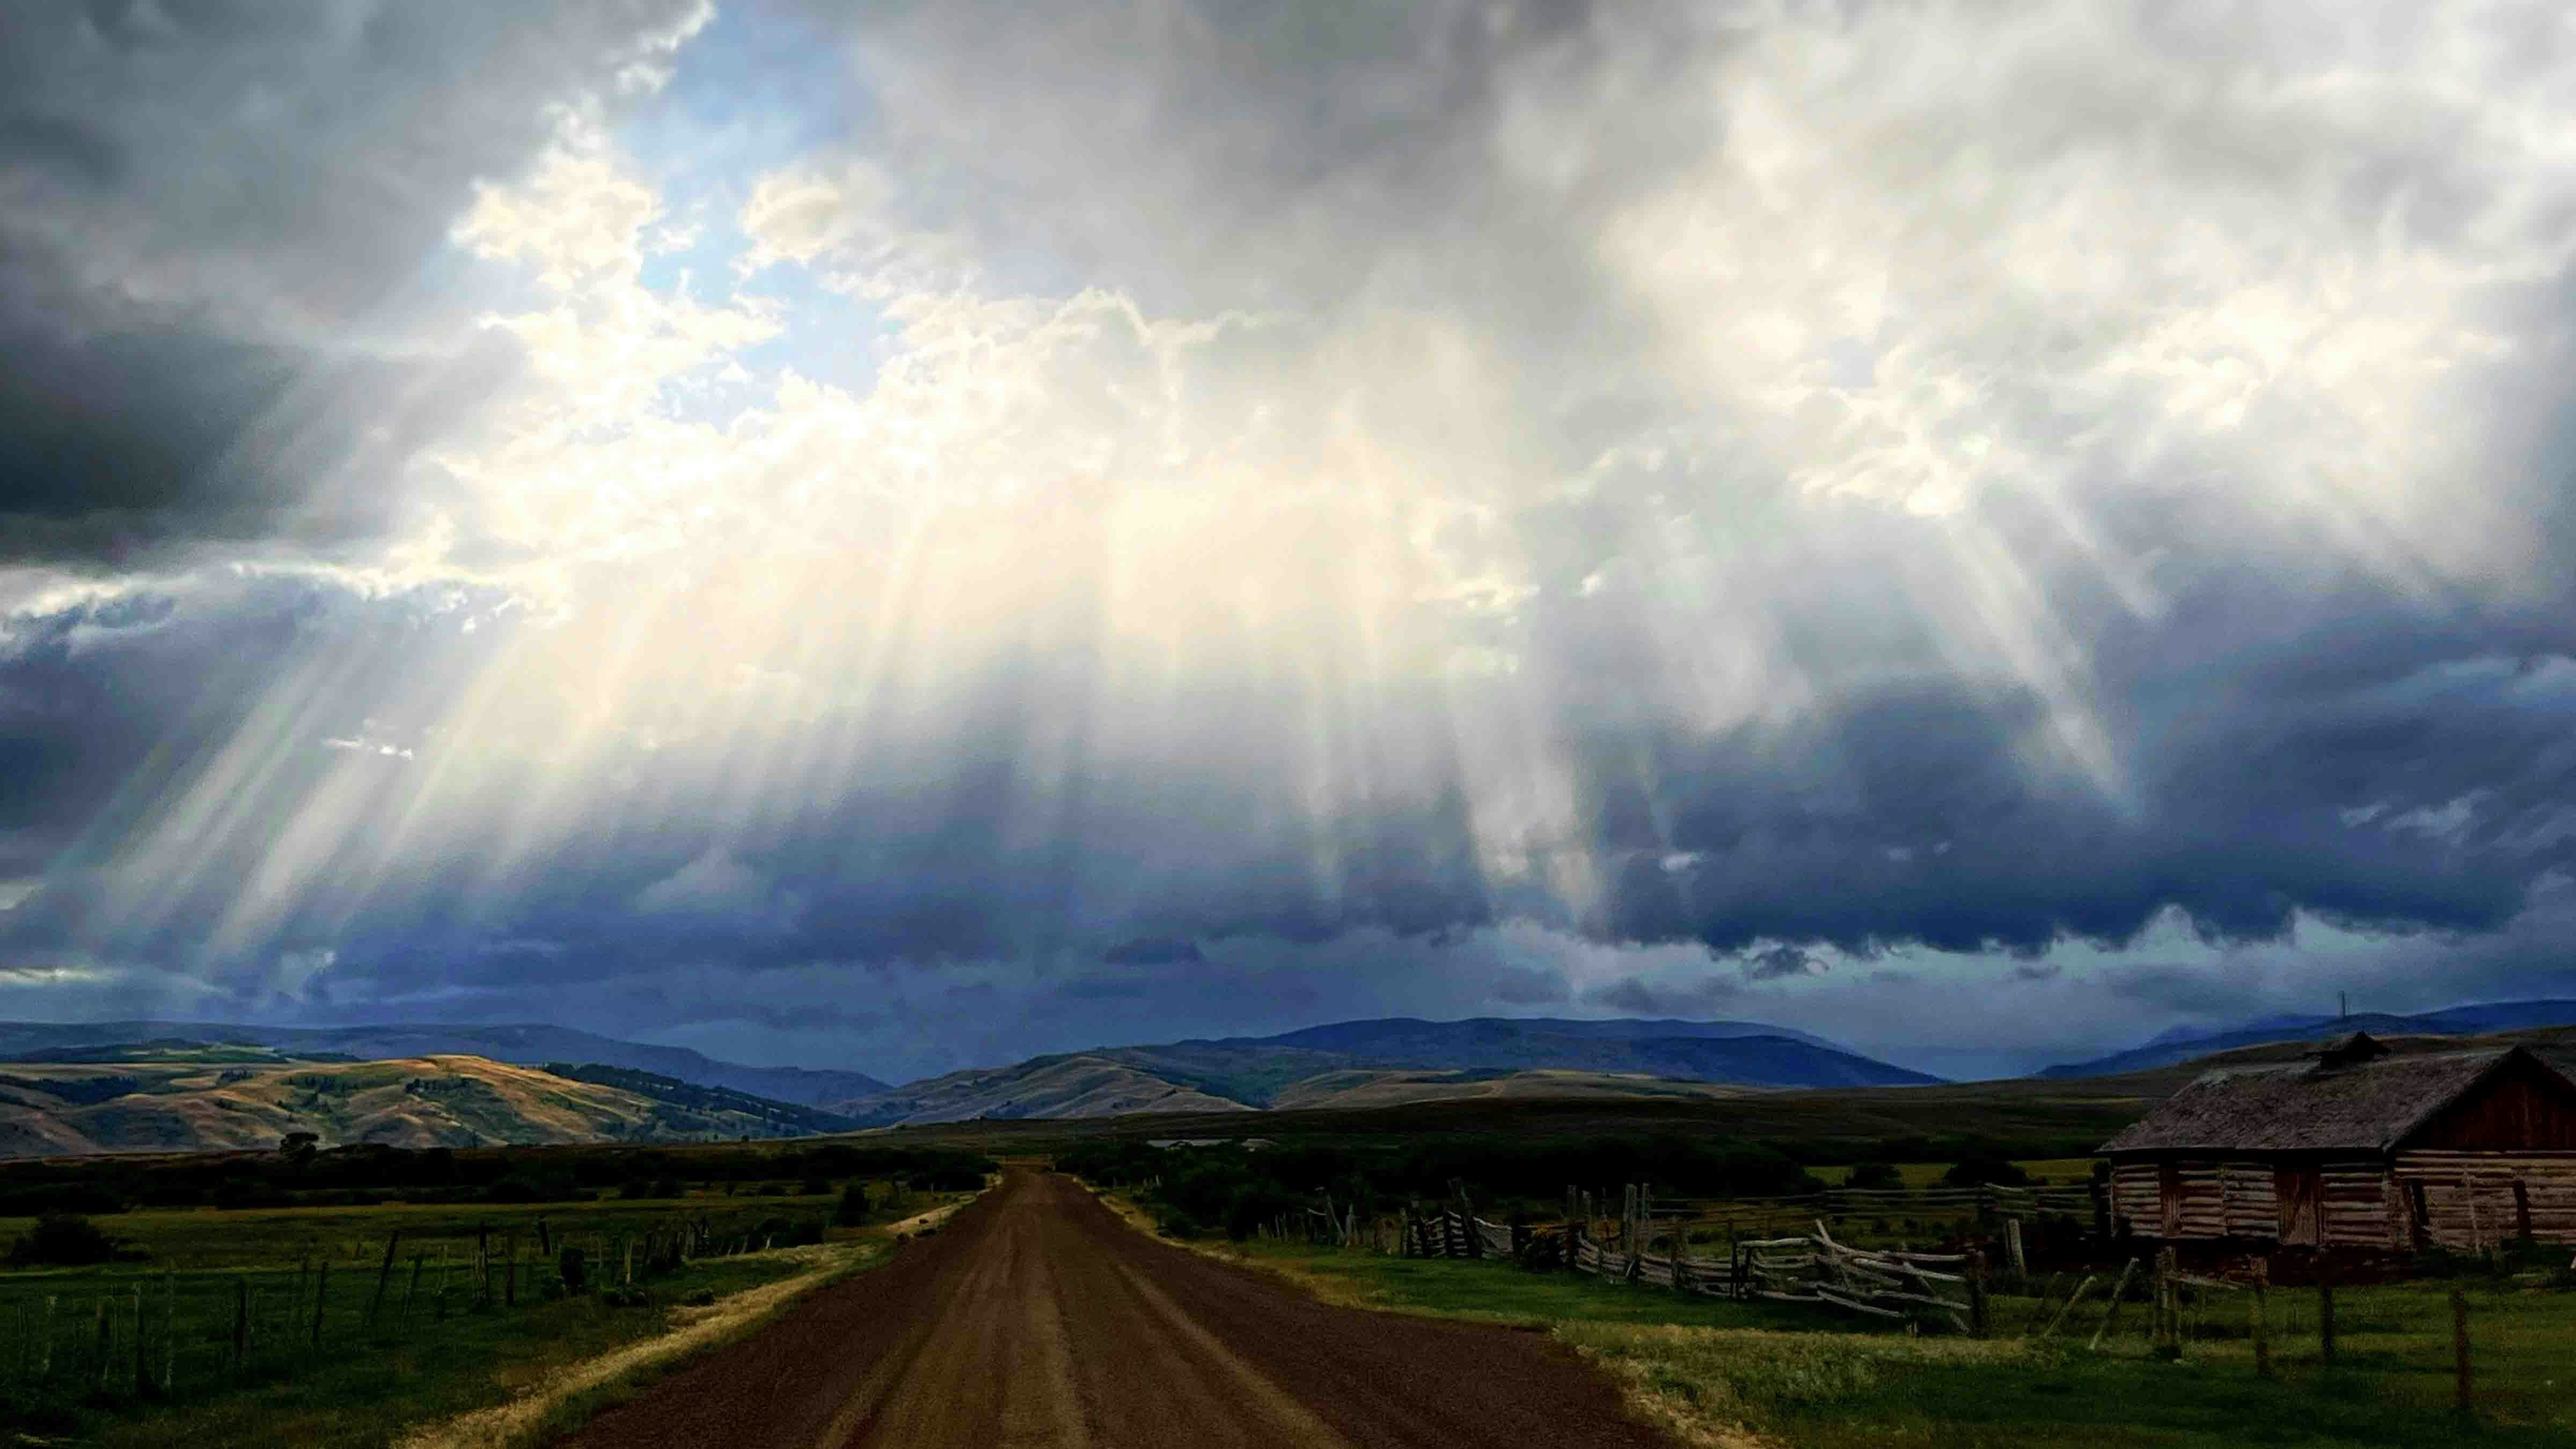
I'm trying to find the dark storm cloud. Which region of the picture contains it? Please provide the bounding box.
[0,1,705,561]
[8,0,2576,1080]
[1102,938,1205,966]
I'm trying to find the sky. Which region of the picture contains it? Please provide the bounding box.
[3,1,2574,1085]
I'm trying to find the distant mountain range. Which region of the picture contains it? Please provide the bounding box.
[821,1016,1941,1127]
[2039,999,2576,1078]
[0,1021,889,1107]
[48,1001,2574,1147]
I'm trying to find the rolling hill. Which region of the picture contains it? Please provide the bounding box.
[825,1016,1938,1126]
[0,1021,889,1107]
[824,1054,1257,1126]
[0,1050,854,1159]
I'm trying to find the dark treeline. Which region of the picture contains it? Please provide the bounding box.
[0,1140,997,1215]
[1057,1133,1833,1240]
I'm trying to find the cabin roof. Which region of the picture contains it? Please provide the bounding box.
[2098,1043,2564,1156]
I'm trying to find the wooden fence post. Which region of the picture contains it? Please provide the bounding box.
[2088,1257,2138,1351]
[130,1287,145,1399]
[2149,1247,2175,1359]
[233,1278,248,1374]
[2451,1284,2472,1416]
[1966,1250,1990,1338]
[2004,1218,2026,1281]
[2039,1274,2097,1339]
[2250,1257,2271,1378]
[2318,1274,2336,1365]
[311,1262,328,1350]
[370,1231,401,1325]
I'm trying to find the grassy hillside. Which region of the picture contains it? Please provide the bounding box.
[0,1054,850,1158]
[828,1015,1938,1125]
[828,1053,1257,1125]
[0,1022,890,1108]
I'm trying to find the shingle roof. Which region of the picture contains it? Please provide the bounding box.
[2098,1045,2549,1155]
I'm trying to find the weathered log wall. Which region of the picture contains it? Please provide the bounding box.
[2392,1150,2576,1247]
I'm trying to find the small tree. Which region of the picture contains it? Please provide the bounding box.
[835,1181,871,1226]
[6,1213,123,1267]
[558,1245,588,1294]
[1942,1155,2032,1189]
[1846,1161,1904,1191]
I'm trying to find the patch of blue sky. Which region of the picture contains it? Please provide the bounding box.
[623,4,894,407]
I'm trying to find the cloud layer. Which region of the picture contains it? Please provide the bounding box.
[3,1,2573,1080]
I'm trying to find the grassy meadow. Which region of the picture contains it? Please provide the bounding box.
[1121,1190,2576,1447]
[0,1180,967,1447]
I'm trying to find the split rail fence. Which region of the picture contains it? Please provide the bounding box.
[1366,1180,2122,1334]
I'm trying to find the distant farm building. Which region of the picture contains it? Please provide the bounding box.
[2099,1033,2576,1249]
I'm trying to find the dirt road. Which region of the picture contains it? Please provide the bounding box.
[556,1167,1675,1448]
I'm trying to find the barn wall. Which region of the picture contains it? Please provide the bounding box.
[2409,1063,2576,1151]
[2320,1162,2397,1247]
[2111,1157,2273,1239]
[2219,1162,2278,1238]
[2169,1160,2227,1238]
[2392,1151,2576,1247]
[2110,1156,2398,1243]
[2111,1162,2158,1233]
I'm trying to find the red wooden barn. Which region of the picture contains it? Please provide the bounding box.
[2099,1032,2576,1249]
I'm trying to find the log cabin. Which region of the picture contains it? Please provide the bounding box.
[2099,1031,2576,1249]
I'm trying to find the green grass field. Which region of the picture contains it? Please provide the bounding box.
[1810,1158,2102,1189]
[1208,1233,2576,1446]
[0,1184,961,1447]
[0,1184,850,1273]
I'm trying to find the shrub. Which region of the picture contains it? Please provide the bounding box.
[835,1181,872,1226]
[800,1175,832,1197]
[1846,1162,1904,1191]
[5,1213,125,1267]
[558,1245,589,1294]
[1942,1155,2032,1189]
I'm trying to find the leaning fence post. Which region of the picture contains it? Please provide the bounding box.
[1966,1250,1990,1338]
[2451,1284,2472,1417]
[2250,1257,2271,1378]
[2088,1257,2139,1351]
[2038,1274,2097,1338]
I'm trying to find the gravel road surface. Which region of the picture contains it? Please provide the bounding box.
[554,1166,1675,1448]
